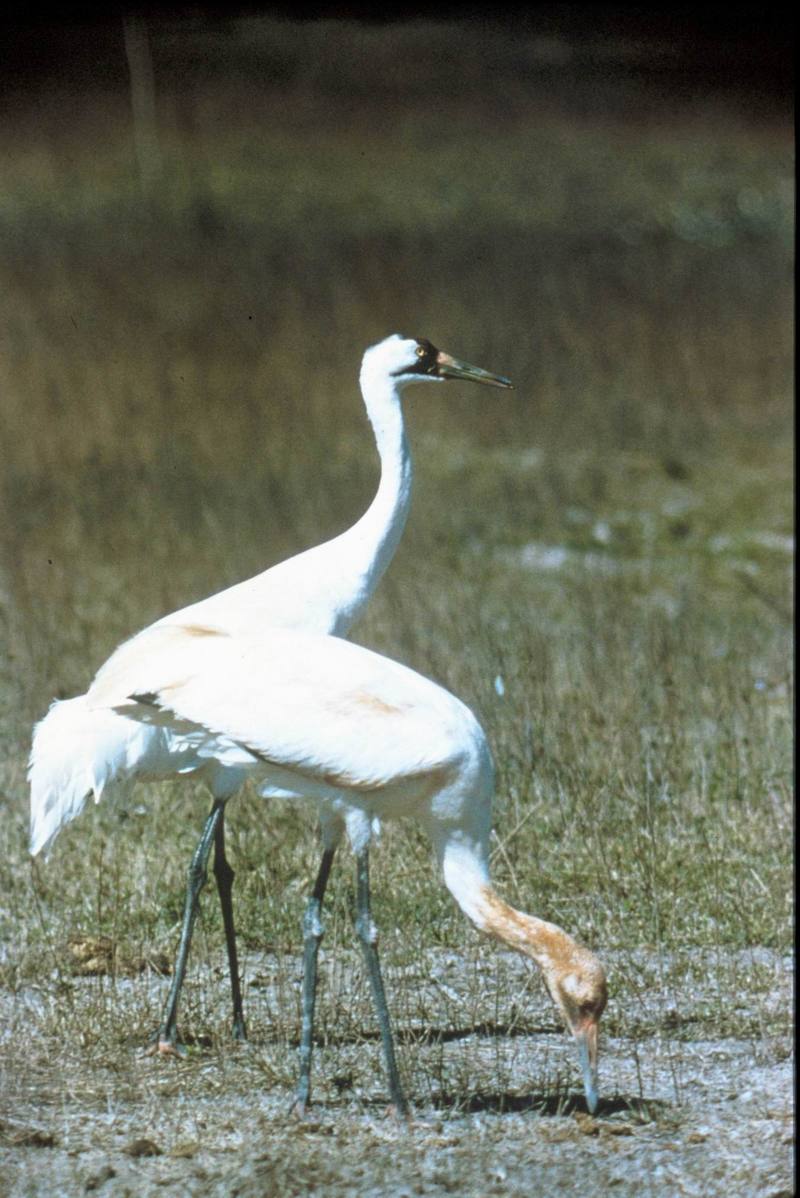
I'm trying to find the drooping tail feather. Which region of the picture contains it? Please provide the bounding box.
[28,695,138,857]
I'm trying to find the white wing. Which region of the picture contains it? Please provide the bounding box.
[87,624,475,799]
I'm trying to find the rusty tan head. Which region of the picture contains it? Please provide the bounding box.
[542,943,607,1114]
[474,885,607,1113]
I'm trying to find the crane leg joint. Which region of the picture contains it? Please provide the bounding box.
[303,898,325,943]
[213,853,234,889]
[355,913,378,948]
[188,857,209,896]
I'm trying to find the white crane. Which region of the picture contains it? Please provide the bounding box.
[29,334,512,1056]
[39,621,608,1115]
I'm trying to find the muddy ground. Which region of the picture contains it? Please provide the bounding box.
[0,947,792,1197]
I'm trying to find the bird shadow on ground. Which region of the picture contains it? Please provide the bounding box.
[402,1020,564,1045]
[423,1091,666,1118]
[274,1020,567,1050]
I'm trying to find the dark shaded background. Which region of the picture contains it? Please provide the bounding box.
[2,3,792,106]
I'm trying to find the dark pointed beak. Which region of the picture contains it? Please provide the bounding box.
[435,350,514,389]
[574,1019,600,1114]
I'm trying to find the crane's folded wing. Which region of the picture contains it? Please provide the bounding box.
[86,624,471,795]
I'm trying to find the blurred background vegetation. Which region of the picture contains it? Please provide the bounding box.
[0,9,792,1103]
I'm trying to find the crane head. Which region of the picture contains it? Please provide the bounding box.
[545,950,608,1114]
[364,334,513,390]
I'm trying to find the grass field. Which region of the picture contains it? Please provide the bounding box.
[0,16,793,1196]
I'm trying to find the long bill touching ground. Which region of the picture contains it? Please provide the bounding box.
[28,333,512,1058]
[37,622,608,1116]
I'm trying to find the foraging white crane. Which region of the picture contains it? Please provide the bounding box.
[39,621,609,1115]
[28,334,512,1055]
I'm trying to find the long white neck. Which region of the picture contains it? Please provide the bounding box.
[345,366,413,598]
[313,363,413,635]
[162,360,413,638]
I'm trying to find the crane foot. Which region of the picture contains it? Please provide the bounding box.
[288,1096,311,1119]
[143,1032,187,1058]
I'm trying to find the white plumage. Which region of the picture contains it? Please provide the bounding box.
[90,623,491,837]
[29,334,511,857]
[26,332,608,1115]
[28,334,547,1115]
[36,617,607,1113]
[26,334,607,1115]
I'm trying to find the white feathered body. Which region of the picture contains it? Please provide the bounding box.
[31,624,494,868]
[30,336,422,857]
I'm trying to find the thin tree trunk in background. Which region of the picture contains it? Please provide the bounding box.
[123,14,161,198]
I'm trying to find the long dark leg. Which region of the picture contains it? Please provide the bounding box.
[212,805,246,1041]
[292,847,336,1116]
[354,848,409,1118]
[153,799,224,1053]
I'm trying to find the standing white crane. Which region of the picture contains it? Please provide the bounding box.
[39,622,609,1116]
[28,333,512,1058]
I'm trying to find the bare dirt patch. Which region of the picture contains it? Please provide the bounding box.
[0,948,792,1198]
